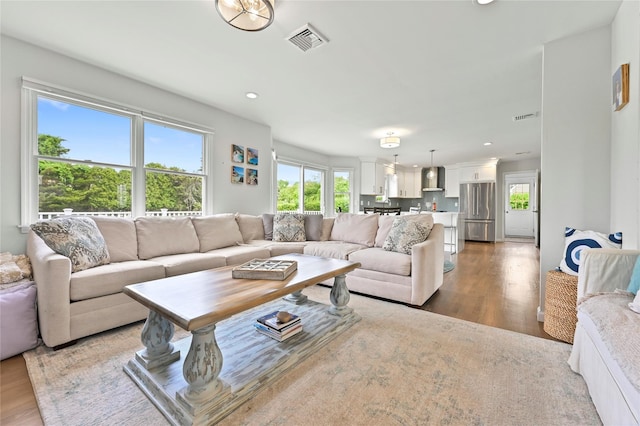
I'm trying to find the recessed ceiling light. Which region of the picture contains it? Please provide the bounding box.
[246,92,259,99]
[412,164,418,168]
[474,0,495,5]
[484,142,492,146]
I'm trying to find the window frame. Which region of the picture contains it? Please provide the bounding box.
[275,158,327,215]
[332,168,354,214]
[20,78,214,231]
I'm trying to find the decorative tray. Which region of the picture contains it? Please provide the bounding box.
[231,259,298,280]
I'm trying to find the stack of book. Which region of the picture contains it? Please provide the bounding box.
[254,311,302,342]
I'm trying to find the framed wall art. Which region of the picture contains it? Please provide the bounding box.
[247,168,258,185]
[247,147,259,166]
[231,166,244,184]
[232,144,245,163]
[613,63,629,111]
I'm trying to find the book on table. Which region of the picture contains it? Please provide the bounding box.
[255,311,302,341]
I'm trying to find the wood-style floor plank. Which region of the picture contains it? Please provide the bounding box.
[0,240,551,425]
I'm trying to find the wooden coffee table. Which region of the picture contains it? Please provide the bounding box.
[123,253,360,425]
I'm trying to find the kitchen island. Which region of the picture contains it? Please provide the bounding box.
[431,212,465,254]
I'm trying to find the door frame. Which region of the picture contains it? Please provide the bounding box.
[503,170,539,242]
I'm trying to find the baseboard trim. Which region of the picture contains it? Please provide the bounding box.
[537,306,544,322]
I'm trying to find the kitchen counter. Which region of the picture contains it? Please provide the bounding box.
[430,212,465,254]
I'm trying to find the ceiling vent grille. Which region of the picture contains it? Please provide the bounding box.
[286,24,328,52]
[512,112,539,122]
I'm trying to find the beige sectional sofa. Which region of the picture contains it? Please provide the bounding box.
[27,213,444,348]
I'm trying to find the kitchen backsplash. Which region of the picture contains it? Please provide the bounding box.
[359,192,459,212]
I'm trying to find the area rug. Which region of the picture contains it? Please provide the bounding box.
[444,259,455,273]
[23,286,599,425]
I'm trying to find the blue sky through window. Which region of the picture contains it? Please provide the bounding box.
[38,97,202,173]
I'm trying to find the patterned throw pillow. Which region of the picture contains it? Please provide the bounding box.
[31,217,110,272]
[273,213,306,242]
[559,227,622,276]
[382,215,433,255]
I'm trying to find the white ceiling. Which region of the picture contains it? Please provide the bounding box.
[1,0,621,168]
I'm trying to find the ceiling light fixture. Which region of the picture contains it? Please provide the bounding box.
[484,142,493,146]
[245,92,259,99]
[474,0,495,5]
[215,0,274,32]
[393,154,398,175]
[380,132,400,149]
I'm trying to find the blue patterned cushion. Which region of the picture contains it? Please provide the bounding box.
[273,213,306,242]
[31,217,110,272]
[382,215,433,255]
[559,227,622,276]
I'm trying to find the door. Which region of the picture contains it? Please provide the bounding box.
[504,173,536,238]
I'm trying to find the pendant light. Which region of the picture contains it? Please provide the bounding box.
[393,154,398,175]
[380,132,400,149]
[427,150,436,179]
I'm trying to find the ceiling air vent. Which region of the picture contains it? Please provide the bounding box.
[512,112,539,122]
[286,24,328,53]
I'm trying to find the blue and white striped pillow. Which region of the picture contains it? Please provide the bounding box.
[559,227,622,276]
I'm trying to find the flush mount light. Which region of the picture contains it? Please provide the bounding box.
[246,92,259,99]
[380,132,400,149]
[215,0,275,32]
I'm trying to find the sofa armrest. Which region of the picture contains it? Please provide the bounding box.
[410,223,445,305]
[577,248,640,299]
[26,231,73,347]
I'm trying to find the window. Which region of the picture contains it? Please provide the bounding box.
[509,183,530,210]
[333,170,351,213]
[21,79,213,226]
[276,161,325,214]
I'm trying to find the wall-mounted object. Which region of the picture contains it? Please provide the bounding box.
[613,63,629,111]
[232,166,244,183]
[247,168,258,185]
[247,148,259,165]
[232,144,245,163]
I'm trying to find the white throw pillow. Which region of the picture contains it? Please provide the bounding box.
[559,227,622,276]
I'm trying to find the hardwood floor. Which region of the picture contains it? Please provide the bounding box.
[0,240,553,425]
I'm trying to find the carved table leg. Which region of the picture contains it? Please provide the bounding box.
[283,289,308,305]
[329,273,353,316]
[181,323,223,403]
[137,310,180,369]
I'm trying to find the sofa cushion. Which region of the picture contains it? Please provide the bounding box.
[262,214,275,240]
[375,215,396,248]
[304,215,324,241]
[266,242,306,256]
[211,245,271,266]
[70,260,166,301]
[135,217,200,260]
[348,247,412,276]
[304,242,366,260]
[91,216,138,262]
[320,218,334,241]
[273,213,306,242]
[560,227,623,276]
[147,252,227,277]
[192,214,243,252]
[31,217,110,272]
[0,281,39,360]
[383,215,434,255]
[235,214,265,242]
[330,213,379,247]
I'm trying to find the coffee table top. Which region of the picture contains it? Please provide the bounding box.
[123,253,360,331]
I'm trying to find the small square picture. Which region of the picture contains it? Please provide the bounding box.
[247,148,259,166]
[231,166,244,183]
[232,144,245,163]
[247,168,258,185]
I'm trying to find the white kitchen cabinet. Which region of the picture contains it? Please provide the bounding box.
[458,161,497,183]
[444,165,459,198]
[361,161,386,195]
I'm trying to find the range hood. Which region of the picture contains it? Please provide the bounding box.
[422,167,444,192]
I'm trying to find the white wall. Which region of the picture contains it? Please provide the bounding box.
[539,26,612,317]
[0,36,273,254]
[610,0,640,249]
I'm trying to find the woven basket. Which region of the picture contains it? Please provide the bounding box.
[543,270,578,344]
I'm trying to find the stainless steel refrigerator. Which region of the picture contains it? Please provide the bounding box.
[460,182,496,242]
